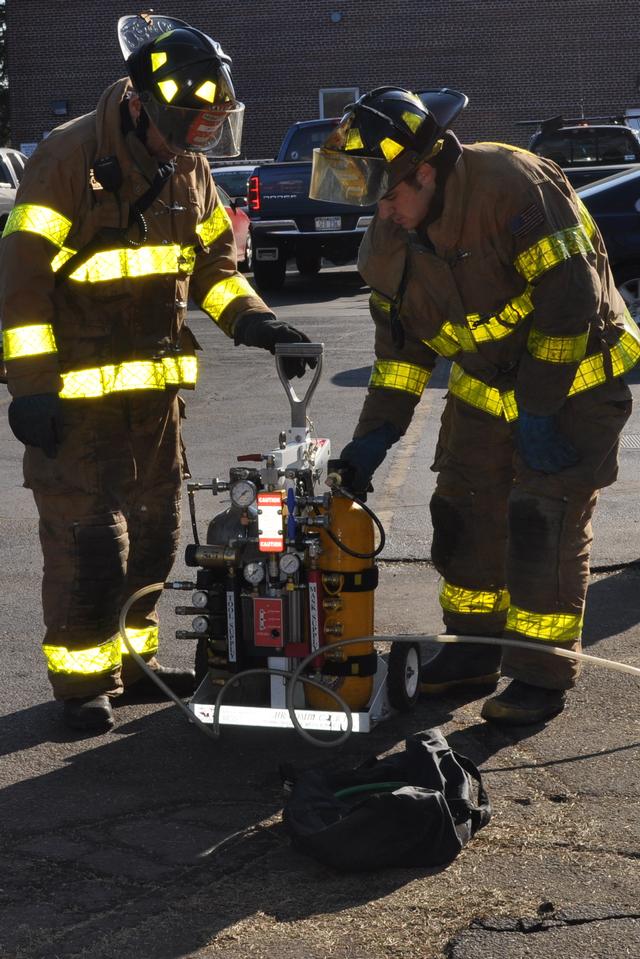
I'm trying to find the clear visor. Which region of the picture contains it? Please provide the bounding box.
[144,97,245,156]
[309,147,390,206]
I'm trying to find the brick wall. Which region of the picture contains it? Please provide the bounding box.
[6,0,638,159]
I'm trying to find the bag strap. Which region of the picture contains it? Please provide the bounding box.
[448,753,492,832]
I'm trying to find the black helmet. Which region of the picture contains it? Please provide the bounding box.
[310,86,467,206]
[118,13,244,155]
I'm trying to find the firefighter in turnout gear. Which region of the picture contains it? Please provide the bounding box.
[0,14,314,733]
[311,86,638,725]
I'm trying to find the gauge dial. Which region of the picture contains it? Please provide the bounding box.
[191,615,209,633]
[192,590,208,608]
[279,552,301,577]
[243,561,265,585]
[230,479,257,509]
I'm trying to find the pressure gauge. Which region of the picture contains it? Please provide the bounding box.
[230,479,257,509]
[192,590,209,609]
[279,552,301,577]
[191,615,210,633]
[243,561,265,585]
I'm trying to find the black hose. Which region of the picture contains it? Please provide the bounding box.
[322,487,386,559]
[188,488,200,546]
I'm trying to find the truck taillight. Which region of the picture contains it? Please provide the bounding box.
[248,174,261,212]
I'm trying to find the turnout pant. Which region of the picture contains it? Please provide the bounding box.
[430,378,631,689]
[24,392,183,700]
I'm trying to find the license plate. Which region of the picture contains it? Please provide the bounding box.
[315,215,341,231]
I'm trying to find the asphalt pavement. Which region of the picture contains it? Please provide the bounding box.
[1,265,639,959]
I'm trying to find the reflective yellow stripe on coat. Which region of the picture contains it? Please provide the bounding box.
[60,356,198,399]
[369,359,431,396]
[2,323,58,360]
[3,203,72,247]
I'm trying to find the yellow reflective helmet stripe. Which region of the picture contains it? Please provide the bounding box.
[196,204,231,246]
[439,580,510,615]
[120,625,159,656]
[202,274,257,324]
[3,203,72,247]
[528,327,589,363]
[59,356,198,399]
[369,359,431,396]
[345,128,364,151]
[506,605,583,643]
[402,110,423,134]
[448,363,518,421]
[151,50,168,72]
[3,323,58,360]
[379,137,404,161]
[466,286,535,345]
[195,80,217,103]
[43,637,121,675]
[158,78,179,102]
[514,223,594,282]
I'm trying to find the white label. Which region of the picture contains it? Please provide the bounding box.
[226,591,237,662]
[308,582,320,652]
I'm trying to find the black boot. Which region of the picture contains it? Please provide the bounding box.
[419,641,501,695]
[124,664,196,701]
[481,679,566,725]
[63,694,114,732]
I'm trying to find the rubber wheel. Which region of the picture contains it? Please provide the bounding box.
[295,252,322,276]
[387,642,420,712]
[253,253,286,291]
[614,263,640,324]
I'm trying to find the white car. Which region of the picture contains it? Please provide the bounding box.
[0,147,29,228]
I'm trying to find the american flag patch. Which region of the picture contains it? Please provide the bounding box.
[510,203,545,238]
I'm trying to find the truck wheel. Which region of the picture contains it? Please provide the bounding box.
[295,252,322,276]
[615,264,640,324]
[253,253,286,291]
[387,642,420,712]
[240,231,253,273]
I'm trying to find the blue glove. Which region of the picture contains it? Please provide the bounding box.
[516,410,580,473]
[330,422,401,499]
[8,393,62,459]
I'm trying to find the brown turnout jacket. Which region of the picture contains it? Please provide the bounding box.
[0,78,269,400]
[355,138,640,438]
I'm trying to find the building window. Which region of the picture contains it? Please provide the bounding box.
[319,87,359,120]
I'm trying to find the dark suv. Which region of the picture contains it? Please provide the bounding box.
[522,116,640,187]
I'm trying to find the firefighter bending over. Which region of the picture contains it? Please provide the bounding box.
[311,86,638,724]
[0,14,314,733]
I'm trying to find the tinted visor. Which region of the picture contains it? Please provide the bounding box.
[144,97,244,155]
[309,147,390,206]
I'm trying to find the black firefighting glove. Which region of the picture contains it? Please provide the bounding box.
[233,311,317,379]
[329,422,402,500]
[516,409,580,473]
[8,393,63,459]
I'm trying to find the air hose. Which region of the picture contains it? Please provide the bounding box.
[119,583,640,748]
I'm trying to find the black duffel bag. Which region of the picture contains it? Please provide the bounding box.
[281,728,490,871]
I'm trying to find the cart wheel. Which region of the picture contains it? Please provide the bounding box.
[387,642,420,711]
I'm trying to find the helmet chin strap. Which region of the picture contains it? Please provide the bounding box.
[135,104,150,147]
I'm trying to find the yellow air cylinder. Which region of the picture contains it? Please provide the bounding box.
[306,493,375,711]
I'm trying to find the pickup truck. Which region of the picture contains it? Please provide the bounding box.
[247,118,375,291]
[518,115,640,187]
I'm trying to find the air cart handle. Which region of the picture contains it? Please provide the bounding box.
[275,342,324,429]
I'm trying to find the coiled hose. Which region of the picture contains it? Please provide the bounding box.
[119,583,640,748]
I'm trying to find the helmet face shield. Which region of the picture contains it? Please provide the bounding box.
[310,147,390,206]
[143,95,245,155]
